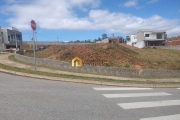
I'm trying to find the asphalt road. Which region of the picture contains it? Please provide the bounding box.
[0,72,180,120]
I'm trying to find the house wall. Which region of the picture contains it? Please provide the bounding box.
[108,38,120,44]
[0,26,5,51]
[137,31,145,42]
[162,33,165,39]
[133,41,145,48]
[144,32,165,40]
[127,35,137,45]
[1,29,8,44]
[96,38,109,43]
[144,31,152,40]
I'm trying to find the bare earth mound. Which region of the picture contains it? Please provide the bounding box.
[21,43,180,70]
[23,43,147,69]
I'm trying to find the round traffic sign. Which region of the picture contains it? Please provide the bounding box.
[31,20,36,31]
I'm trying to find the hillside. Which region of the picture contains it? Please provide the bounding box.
[135,48,180,70]
[167,36,180,46]
[21,43,180,70]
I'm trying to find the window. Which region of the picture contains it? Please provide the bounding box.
[8,36,10,41]
[126,36,131,41]
[126,36,130,41]
[157,33,162,39]
[11,35,14,41]
[145,34,149,37]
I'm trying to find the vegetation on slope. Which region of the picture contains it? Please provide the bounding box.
[21,43,180,70]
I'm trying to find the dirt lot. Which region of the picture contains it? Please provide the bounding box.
[21,43,180,70]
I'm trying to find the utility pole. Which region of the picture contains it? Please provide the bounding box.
[0,37,2,51]
[29,36,31,48]
[35,31,37,49]
[33,31,36,71]
[57,37,58,45]
[15,31,17,50]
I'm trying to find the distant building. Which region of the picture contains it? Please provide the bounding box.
[0,26,22,51]
[126,29,167,48]
[96,37,120,44]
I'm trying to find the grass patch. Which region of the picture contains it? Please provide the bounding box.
[115,44,139,55]
[9,55,33,66]
[0,60,180,85]
[136,49,180,70]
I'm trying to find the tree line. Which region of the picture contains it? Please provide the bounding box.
[68,34,126,43]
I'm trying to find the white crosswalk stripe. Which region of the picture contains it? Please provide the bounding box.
[140,114,180,120]
[103,92,171,98]
[93,87,180,119]
[118,100,180,109]
[93,87,152,91]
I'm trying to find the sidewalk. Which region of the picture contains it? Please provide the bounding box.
[0,53,180,87]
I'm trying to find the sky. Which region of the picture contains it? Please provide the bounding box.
[0,0,180,42]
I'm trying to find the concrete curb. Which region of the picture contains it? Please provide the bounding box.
[0,68,180,88]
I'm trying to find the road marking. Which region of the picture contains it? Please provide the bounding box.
[103,92,171,98]
[140,114,180,120]
[93,87,152,91]
[118,100,180,109]
[177,88,180,89]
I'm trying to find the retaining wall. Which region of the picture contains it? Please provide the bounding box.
[15,54,137,76]
[15,53,180,77]
[139,69,180,77]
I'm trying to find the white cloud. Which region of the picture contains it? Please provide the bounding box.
[1,0,180,37]
[148,0,160,4]
[124,0,137,7]
[69,0,100,8]
[167,26,180,37]
[89,10,109,19]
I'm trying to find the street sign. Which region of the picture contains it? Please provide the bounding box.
[31,20,36,31]
[30,19,36,71]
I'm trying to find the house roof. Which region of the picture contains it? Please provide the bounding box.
[144,39,166,41]
[2,27,19,31]
[138,29,166,33]
[151,30,166,33]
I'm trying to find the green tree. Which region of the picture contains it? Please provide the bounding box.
[98,37,101,41]
[102,34,108,40]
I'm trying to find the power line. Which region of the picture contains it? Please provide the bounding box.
[36,32,56,40]
[21,32,32,34]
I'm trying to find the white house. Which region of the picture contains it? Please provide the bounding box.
[126,35,137,45]
[126,29,167,48]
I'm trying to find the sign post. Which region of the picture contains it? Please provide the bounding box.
[31,20,36,71]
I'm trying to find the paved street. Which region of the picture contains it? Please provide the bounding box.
[0,72,180,120]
